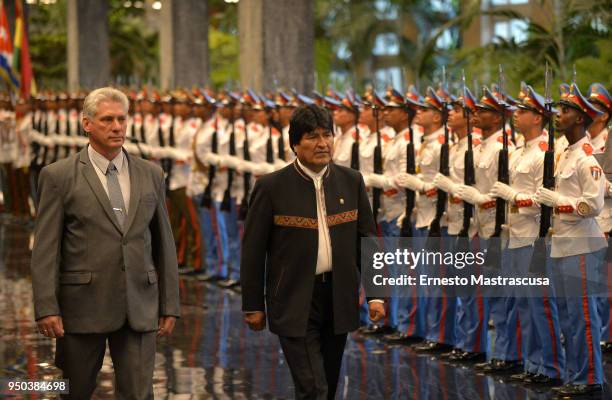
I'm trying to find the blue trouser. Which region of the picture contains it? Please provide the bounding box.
[422,228,456,345]
[373,218,405,329]
[193,194,225,276]
[597,252,612,342]
[455,236,488,353]
[486,244,520,361]
[552,250,604,385]
[511,245,564,379]
[377,218,423,336]
[221,198,241,281]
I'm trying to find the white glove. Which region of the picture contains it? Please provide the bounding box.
[170,148,188,162]
[364,173,390,190]
[396,211,406,229]
[236,159,254,173]
[535,187,562,207]
[489,182,518,202]
[606,180,612,198]
[251,162,275,175]
[456,184,492,205]
[273,159,288,171]
[433,173,458,195]
[220,155,240,170]
[139,143,152,157]
[76,136,89,147]
[203,152,222,167]
[394,172,425,192]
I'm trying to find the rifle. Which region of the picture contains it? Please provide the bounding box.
[485,66,510,269]
[40,110,49,166]
[266,119,275,165]
[350,94,360,171]
[238,114,252,221]
[400,113,417,238]
[529,62,555,274]
[277,126,286,161]
[456,72,475,250]
[51,111,60,163]
[221,112,236,212]
[428,81,450,240]
[201,117,218,208]
[372,99,383,223]
[30,106,41,170]
[166,116,175,194]
[156,114,169,190]
[61,109,71,156]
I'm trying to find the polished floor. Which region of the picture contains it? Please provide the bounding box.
[2,219,612,399]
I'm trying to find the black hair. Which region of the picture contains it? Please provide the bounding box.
[289,104,334,151]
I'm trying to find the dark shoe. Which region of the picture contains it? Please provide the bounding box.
[485,359,522,373]
[413,341,453,353]
[178,266,195,275]
[452,351,486,363]
[440,348,463,359]
[552,383,603,396]
[360,324,397,336]
[524,373,563,387]
[383,332,422,345]
[474,360,493,370]
[508,372,535,382]
[601,342,612,353]
[218,279,239,288]
[196,273,215,281]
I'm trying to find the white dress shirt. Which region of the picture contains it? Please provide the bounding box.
[88,145,131,214]
[297,158,332,275]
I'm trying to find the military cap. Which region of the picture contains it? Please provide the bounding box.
[558,83,603,121]
[588,83,611,114]
[476,86,507,113]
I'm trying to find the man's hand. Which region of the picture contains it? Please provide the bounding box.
[368,302,385,322]
[244,311,266,331]
[37,315,64,338]
[157,316,177,337]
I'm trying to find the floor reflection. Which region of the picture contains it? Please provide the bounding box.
[1,220,611,399]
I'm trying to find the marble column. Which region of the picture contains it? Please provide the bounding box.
[67,0,110,91]
[159,0,209,90]
[238,0,314,93]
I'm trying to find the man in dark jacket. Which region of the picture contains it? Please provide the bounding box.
[241,104,385,399]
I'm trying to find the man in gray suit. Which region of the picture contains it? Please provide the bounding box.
[31,87,180,399]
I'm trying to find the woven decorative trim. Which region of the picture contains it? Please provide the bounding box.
[273,209,359,229]
[327,209,358,227]
[273,215,318,229]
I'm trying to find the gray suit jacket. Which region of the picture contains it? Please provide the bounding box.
[31,147,180,333]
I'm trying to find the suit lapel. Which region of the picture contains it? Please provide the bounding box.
[123,151,141,233]
[79,148,123,234]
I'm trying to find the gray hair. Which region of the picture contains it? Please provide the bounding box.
[82,87,129,119]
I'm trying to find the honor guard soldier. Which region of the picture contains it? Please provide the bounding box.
[455,86,517,372]
[433,86,487,362]
[587,83,612,351]
[490,85,564,384]
[167,90,202,273]
[534,83,607,397]
[363,87,424,341]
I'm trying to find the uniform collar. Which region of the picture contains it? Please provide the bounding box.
[294,158,330,182]
[567,135,590,152]
[483,129,503,144]
[423,126,444,143]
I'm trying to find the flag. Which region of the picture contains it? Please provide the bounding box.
[13,0,35,98]
[0,0,18,89]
